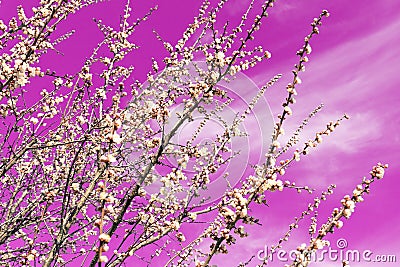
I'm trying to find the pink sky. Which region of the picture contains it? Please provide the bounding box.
[1,0,399,266]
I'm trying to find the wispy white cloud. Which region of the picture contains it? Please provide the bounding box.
[253,16,400,153]
[283,111,384,154]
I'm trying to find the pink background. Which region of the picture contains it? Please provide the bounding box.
[1,0,399,266]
